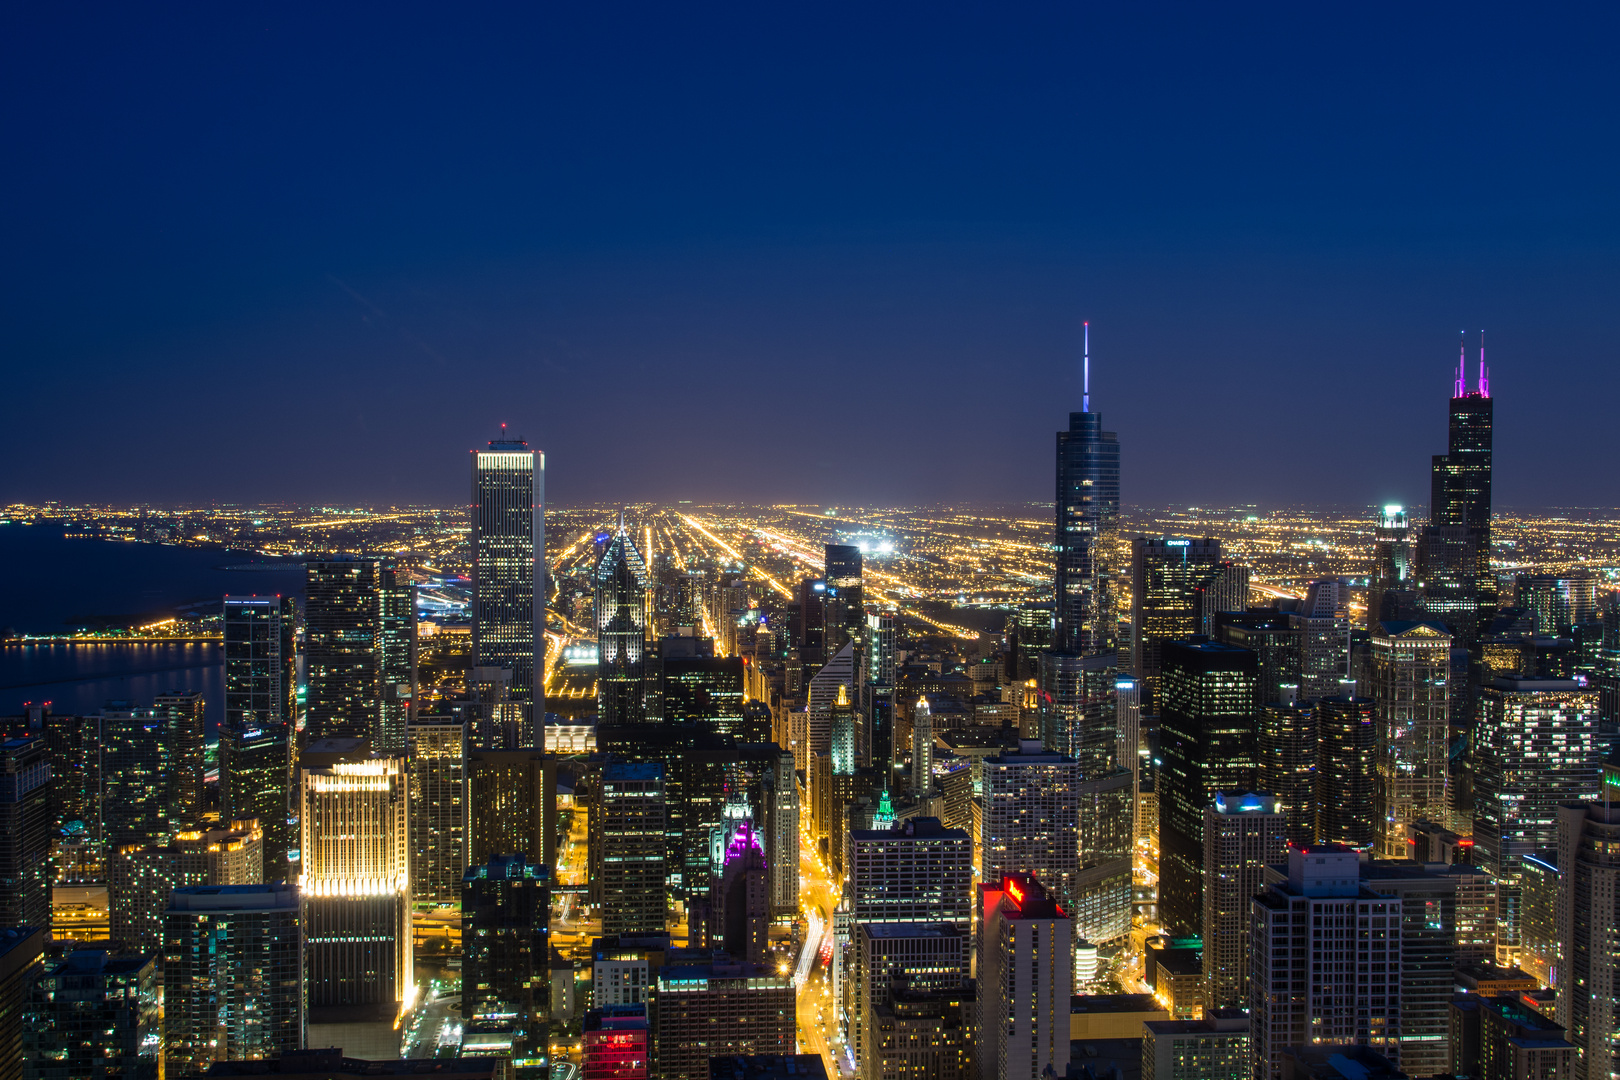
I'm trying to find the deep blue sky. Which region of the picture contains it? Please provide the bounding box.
[4,5,1617,510]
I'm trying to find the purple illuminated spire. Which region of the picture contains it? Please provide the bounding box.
[724,819,765,868]
[1478,331,1489,397]
[1455,332,1466,398]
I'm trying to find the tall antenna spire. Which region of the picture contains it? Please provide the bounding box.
[1455,332,1466,398]
[1082,321,1091,413]
[1478,330,1489,397]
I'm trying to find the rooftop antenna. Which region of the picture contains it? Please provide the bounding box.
[1478,330,1489,397]
[1455,332,1466,398]
[1082,321,1091,413]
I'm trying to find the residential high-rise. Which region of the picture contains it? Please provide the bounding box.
[163,883,303,1075]
[980,741,1081,955]
[1315,695,1378,849]
[1371,620,1453,858]
[846,817,973,927]
[1054,330,1122,657]
[1355,858,1464,1077]
[40,710,97,846]
[153,690,206,825]
[101,706,180,849]
[1075,768,1134,946]
[1249,846,1404,1080]
[1556,795,1620,1080]
[824,543,865,657]
[660,651,744,733]
[1257,698,1316,846]
[853,923,969,1079]
[1213,611,1301,708]
[1449,993,1575,1080]
[1474,678,1600,962]
[1425,341,1496,639]
[595,762,667,937]
[466,750,556,870]
[1142,1012,1252,1080]
[1037,650,1117,777]
[1130,536,1228,707]
[109,819,263,952]
[303,557,417,753]
[376,564,417,755]
[471,436,545,737]
[649,960,794,1080]
[407,716,467,906]
[597,518,651,725]
[222,595,297,874]
[1157,640,1259,938]
[298,738,411,1028]
[1203,793,1287,1010]
[1290,579,1351,700]
[23,949,161,1080]
[976,873,1073,1080]
[0,927,46,1080]
[462,855,551,1072]
[0,738,50,930]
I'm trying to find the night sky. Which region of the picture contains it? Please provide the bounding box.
[5,6,1617,510]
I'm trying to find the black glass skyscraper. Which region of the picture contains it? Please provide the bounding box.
[222,595,297,874]
[472,437,545,739]
[1424,342,1495,638]
[824,543,864,656]
[1054,325,1121,657]
[596,516,650,725]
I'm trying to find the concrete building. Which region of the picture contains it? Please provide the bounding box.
[977,873,1073,1080]
[461,855,551,1072]
[1203,794,1287,1010]
[1142,1010,1251,1080]
[981,741,1082,961]
[1370,620,1453,858]
[1556,796,1620,1080]
[109,818,263,951]
[650,960,795,1080]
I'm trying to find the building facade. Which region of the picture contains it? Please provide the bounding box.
[471,437,545,737]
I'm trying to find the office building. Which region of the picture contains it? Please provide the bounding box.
[304,557,416,753]
[1130,536,1227,707]
[1517,849,1559,985]
[163,883,303,1075]
[1249,846,1404,1080]
[1425,343,1496,639]
[0,927,45,1080]
[298,738,410,1027]
[710,820,768,963]
[980,741,1081,955]
[1556,796,1620,1080]
[650,960,795,1080]
[846,817,972,927]
[596,762,667,937]
[101,706,180,849]
[1315,694,1377,849]
[23,950,160,1080]
[408,717,467,906]
[1291,579,1352,700]
[110,819,263,951]
[471,436,546,736]
[1204,793,1287,1010]
[462,855,551,1071]
[1074,766,1133,946]
[466,750,556,870]
[583,1004,648,1080]
[1157,640,1258,938]
[852,922,969,1078]
[661,651,744,734]
[977,873,1073,1080]
[1368,505,1417,629]
[866,983,974,1080]
[1258,698,1316,846]
[1371,620,1453,858]
[1038,650,1117,777]
[1142,1011,1251,1080]
[376,563,416,755]
[154,690,207,825]
[1356,858,1465,1077]
[1449,992,1575,1080]
[591,933,670,1008]
[40,710,97,847]
[825,543,865,657]
[222,595,297,874]
[1054,337,1122,657]
[0,739,50,931]
[597,518,651,725]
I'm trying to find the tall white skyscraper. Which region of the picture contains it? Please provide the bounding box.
[471,435,545,741]
[981,740,1083,973]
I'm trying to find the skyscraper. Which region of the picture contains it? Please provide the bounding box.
[0,738,50,931]
[1425,340,1496,639]
[407,716,467,906]
[0,927,45,1080]
[977,873,1074,1080]
[1203,792,1287,1010]
[648,960,794,1080]
[304,557,418,753]
[472,436,545,738]
[222,595,297,874]
[1371,620,1453,858]
[23,950,161,1080]
[101,706,180,849]
[1157,640,1259,938]
[1258,697,1316,846]
[153,690,206,826]
[709,819,768,964]
[597,516,650,725]
[466,750,557,870]
[980,741,1081,959]
[1556,794,1620,1080]
[1038,650,1117,777]
[824,543,865,656]
[1315,694,1378,849]
[109,818,263,952]
[462,855,551,1073]
[298,738,411,1029]
[1368,506,1417,629]
[163,883,303,1075]
[596,762,667,937]
[1054,324,1121,657]
[376,563,417,755]
[1130,536,1228,707]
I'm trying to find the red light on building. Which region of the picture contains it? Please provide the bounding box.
[1005,878,1025,906]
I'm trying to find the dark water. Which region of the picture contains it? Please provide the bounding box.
[0,523,305,730]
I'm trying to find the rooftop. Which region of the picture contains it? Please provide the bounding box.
[707,1056,829,1080]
